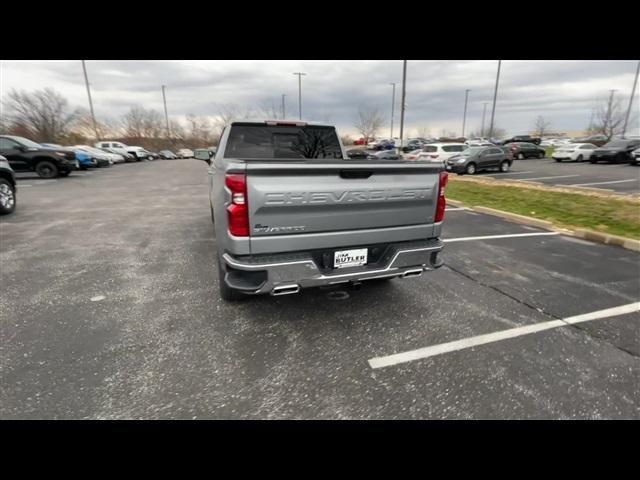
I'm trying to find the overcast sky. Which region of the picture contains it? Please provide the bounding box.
[1,60,638,138]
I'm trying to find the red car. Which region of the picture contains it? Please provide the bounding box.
[354,137,374,145]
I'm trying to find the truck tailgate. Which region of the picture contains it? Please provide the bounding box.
[245,161,442,254]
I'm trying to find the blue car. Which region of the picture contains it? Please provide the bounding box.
[40,143,94,169]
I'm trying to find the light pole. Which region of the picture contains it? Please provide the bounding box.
[161,85,170,139]
[481,102,489,138]
[281,94,286,119]
[488,60,502,140]
[606,89,617,138]
[399,61,407,153]
[293,72,306,120]
[622,60,640,138]
[81,60,99,140]
[462,89,471,138]
[389,82,396,138]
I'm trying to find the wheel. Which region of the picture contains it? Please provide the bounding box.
[537,152,544,159]
[589,159,597,164]
[517,153,525,160]
[465,162,477,175]
[0,178,16,214]
[217,256,246,301]
[615,153,627,164]
[499,160,510,172]
[147,155,154,161]
[554,158,562,162]
[576,154,583,162]
[35,160,58,179]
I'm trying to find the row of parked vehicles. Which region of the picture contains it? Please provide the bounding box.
[346,135,640,175]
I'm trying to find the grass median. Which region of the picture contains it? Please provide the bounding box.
[446,177,640,240]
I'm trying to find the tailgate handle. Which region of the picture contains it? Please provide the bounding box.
[340,170,373,179]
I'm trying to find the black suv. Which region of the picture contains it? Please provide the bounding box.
[0,155,17,214]
[503,135,541,145]
[590,139,640,164]
[0,135,78,178]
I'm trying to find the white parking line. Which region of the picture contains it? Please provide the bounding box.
[445,207,468,211]
[485,171,534,176]
[444,232,559,243]
[516,174,581,182]
[368,302,640,369]
[566,179,638,187]
[19,184,33,187]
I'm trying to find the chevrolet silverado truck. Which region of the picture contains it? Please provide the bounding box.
[198,120,448,301]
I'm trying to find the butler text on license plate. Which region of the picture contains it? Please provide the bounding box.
[334,248,368,268]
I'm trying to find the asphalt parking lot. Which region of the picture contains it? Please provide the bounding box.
[1,160,639,419]
[477,158,640,195]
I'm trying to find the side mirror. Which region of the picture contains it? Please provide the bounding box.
[16,145,26,152]
[194,150,211,164]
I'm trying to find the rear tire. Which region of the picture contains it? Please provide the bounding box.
[217,257,247,302]
[537,152,544,159]
[35,161,58,179]
[576,154,583,162]
[517,153,525,160]
[554,158,562,162]
[590,158,597,164]
[0,178,16,214]
[499,160,510,172]
[465,162,477,175]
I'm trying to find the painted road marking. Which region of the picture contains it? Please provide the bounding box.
[485,171,534,176]
[516,174,581,182]
[566,179,638,187]
[445,207,468,211]
[444,232,559,243]
[19,184,33,187]
[368,302,640,369]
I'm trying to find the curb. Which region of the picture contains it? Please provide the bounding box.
[449,203,640,253]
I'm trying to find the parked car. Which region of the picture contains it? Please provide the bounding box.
[630,148,640,166]
[0,135,78,178]
[402,139,425,153]
[445,146,512,175]
[367,150,402,160]
[159,150,178,159]
[503,135,541,145]
[589,139,640,164]
[101,147,136,162]
[574,135,608,147]
[504,142,546,159]
[40,143,96,170]
[176,148,194,159]
[94,141,150,161]
[74,146,113,167]
[354,137,374,146]
[414,143,468,163]
[202,119,446,300]
[0,155,17,214]
[552,143,597,162]
[346,149,370,159]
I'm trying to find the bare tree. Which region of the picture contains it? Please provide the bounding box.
[2,88,79,142]
[121,106,164,140]
[532,116,552,137]
[353,108,385,142]
[588,95,629,140]
[185,114,214,147]
[340,134,354,146]
[414,126,431,138]
[212,103,254,137]
[257,99,280,119]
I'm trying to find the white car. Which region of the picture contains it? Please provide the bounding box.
[414,143,468,163]
[95,141,152,161]
[177,148,194,159]
[631,148,640,166]
[551,143,597,162]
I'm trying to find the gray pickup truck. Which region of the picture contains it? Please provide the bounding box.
[197,120,448,300]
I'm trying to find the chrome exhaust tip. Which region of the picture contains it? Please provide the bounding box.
[401,268,424,278]
[271,284,301,296]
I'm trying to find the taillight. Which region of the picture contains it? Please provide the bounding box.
[225,173,249,236]
[434,171,448,223]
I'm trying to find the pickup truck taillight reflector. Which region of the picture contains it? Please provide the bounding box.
[434,171,448,223]
[225,174,249,236]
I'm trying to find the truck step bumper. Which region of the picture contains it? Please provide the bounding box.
[220,239,444,295]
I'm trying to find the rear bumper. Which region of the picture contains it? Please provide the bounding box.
[220,238,444,295]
